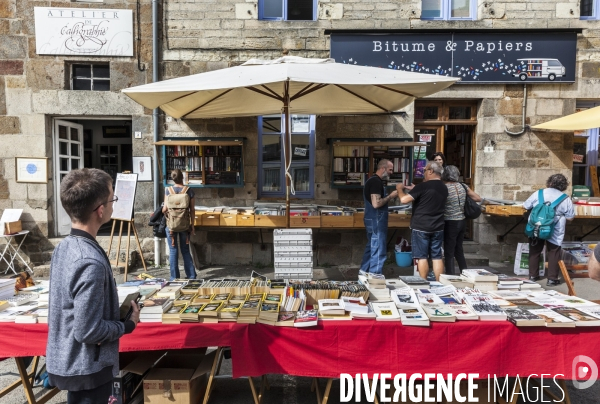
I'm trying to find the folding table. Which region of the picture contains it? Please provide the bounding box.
[0,230,33,275]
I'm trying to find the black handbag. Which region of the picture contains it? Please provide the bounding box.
[460,183,482,219]
[148,205,167,238]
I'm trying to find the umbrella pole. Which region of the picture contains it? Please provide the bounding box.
[283,82,291,228]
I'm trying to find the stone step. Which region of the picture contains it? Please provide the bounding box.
[464,253,490,267]
[462,241,480,254]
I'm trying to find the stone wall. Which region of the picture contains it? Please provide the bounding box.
[0,0,153,268]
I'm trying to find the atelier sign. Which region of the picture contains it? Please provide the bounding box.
[34,7,133,56]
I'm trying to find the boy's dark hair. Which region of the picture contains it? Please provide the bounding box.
[60,168,112,224]
[171,169,184,184]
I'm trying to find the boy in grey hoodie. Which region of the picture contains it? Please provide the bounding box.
[47,168,140,404]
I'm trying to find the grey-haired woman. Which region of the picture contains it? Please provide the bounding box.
[441,165,482,275]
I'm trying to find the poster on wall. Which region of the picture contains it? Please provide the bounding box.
[34,7,133,56]
[330,32,577,84]
[132,157,152,182]
[111,173,138,221]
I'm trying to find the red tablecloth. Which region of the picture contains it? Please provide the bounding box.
[0,322,234,359]
[230,321,600,379]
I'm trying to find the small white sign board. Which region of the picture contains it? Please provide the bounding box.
[111,173,138,221]
[34,7,133,56]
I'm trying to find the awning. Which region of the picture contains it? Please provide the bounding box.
[532,105,600,131]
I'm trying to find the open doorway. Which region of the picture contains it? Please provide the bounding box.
[414,101,478,237]
[53,118,132,236]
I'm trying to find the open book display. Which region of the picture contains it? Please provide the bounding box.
[5,272,600,330]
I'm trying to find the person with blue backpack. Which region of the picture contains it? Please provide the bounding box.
[523,174,575,286]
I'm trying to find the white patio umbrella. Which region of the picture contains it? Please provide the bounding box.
[532,105,600,131]
[122,56,459,225]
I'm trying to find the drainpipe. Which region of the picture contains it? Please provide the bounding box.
[504,84,528,137]
[152,0,161,266]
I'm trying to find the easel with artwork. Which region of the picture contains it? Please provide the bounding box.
[106,173,147,279]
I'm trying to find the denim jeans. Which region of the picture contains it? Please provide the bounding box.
[360,210,388,275]
[443,219,467,275]
[411,229,444,260]
[165,228,196,280]
[67,380,113,404]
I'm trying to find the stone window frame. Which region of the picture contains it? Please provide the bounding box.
[257,115,316,199]
[580,0,599,19]
[258,0,317,21]
[67,62,111,91]
[421,0,478,21]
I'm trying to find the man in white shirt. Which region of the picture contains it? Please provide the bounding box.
[523,174,575,286]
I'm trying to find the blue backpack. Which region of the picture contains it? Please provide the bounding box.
[524,189,567,241]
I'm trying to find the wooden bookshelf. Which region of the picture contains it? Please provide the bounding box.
[329,138,424,189]
[156,138,245,188]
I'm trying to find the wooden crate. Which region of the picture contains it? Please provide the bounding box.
[290,216,320,228]
[321,215,354,228]
[236,214,255,227]
[353,212,365,228]
[219,213,237,227]
[201,213,221,226]
[254,215,286,228]
[4,220,22,234]
[388,214,411,227]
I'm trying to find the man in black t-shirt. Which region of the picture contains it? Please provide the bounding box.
[397,161,448,281]
[360,159,400,274]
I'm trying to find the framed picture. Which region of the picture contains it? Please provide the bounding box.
[132,156,152,181]
[15,157,49,183]
[103,125,131,138]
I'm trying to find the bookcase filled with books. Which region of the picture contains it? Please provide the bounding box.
[156,138,245,188]
[329,138,424,189]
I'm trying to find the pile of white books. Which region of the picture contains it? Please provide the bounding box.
[461,269,498,292]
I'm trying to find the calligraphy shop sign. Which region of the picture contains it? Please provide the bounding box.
[34,7,133,56]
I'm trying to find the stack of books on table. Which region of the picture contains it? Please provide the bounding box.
[293,309,318,327]
[275,311,296,326]
[162,303,187,324]
[180,304,204,323]
[398,276,430,289]
[371,301,401,321]
[0,279,15,300]
[496,274,524,290]
[358,273,391,302]
[14,305,41,324]
[439,274,473,289]
[463,294,507,321]
[140,297,173,323]
[180,280,204,295]
[237,294,264,324]
[198,302,222,323]
[155,282,185,300]
[342,296,376,320]
[219,303,242,322]
[317,298,351,321]
[461,269,498,292]
[257,301,280,325]
[519,279,542,291]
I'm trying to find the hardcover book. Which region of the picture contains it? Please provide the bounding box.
[294,309,318,327]
[528,309,576,327]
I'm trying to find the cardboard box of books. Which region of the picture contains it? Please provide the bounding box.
[143,348,213,404]
[514,243,545,277]
[113,351,167,404]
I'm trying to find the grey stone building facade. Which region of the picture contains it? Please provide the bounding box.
[1,0,599,268]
